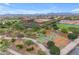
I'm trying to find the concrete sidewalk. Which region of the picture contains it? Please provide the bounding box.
[60,38,79,55]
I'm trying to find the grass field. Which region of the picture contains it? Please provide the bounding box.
[57,23,79,30]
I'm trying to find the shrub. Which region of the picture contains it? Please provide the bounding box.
[16,44,23,49]
[0,40,10,51]
[11,39,16,42]
[69,27,79,34]
[26,47,34,51]
[52,23,59,30]
[49,46,60,55]
[53,26,59,30]
[68,33,78,40]
[47,41,55,48]
[14,22,26,30]
[24,40,34,46]
[61,29,68,33]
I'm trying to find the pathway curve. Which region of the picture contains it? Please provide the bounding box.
[60,38,79,55]
[23,37,50,55]
[0,35,50,55]
[7,49,22,55]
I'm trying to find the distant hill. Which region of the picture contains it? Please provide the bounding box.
[0,13,79,16]
[47,13,79,16]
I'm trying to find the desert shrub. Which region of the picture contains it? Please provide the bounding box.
[0,40,10,51]
[68,33,78,40]
[24,40,34,46]
[11,39,16,42]
[26,47,34,51]
[16,44,23,49]
[47,41,55,48]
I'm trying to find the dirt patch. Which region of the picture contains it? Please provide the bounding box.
[53,36,70,49]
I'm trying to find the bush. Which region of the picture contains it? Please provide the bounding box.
[26,47,34,51]
[52,23,59,30]
[68,33,78,40]
[47,41,55,48]
[24,40,34,46]
[69,27,79,34]
[61,29,68,33]
[53,26,59,30]
[16,44,23,49]
[0,40,10,51]
[49,46,60,55]
[11,39,16,42]
[14,22,26,30]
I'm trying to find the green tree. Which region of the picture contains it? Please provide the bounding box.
[47,41,55,48]
[49,46,60,55]
[52,23,59,30]
[68,33,78,40]
[14,22,26,30]
[29,22,41,32]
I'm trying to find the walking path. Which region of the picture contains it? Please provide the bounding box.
[1,35,79,55]
[0,35,50,55]
[60,38,79,55]
[23,37,50,55]
[7,49,22,55]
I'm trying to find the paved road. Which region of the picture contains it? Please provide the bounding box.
[0,36,50,55]
[60,38,79,55]
[68,46,79,55]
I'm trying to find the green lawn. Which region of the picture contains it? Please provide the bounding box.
[57,23,79,30]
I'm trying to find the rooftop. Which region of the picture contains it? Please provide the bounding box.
[34,19,52,23]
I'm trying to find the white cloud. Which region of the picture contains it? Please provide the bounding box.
[0,6,53,14]
[72,8,79,12]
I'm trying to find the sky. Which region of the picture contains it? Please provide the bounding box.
[0,3,79,14]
